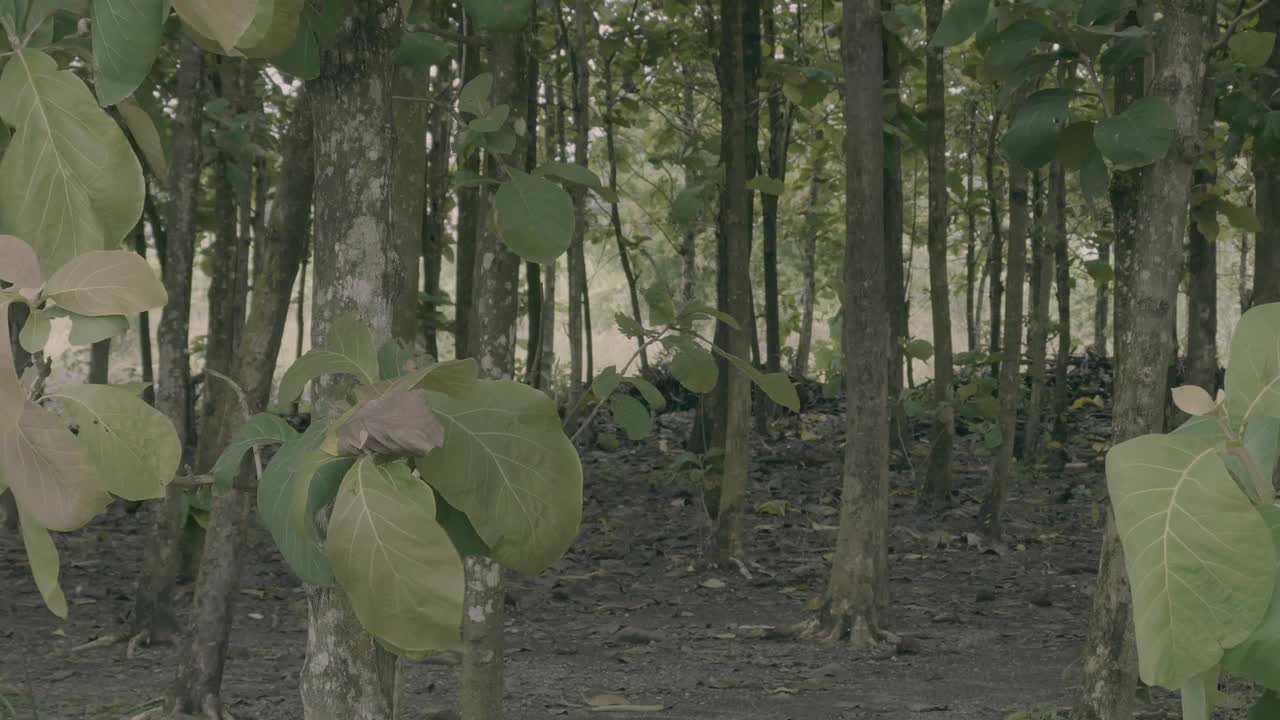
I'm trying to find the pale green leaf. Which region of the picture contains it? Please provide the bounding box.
[1107,433,1275,688]
[260,420,349,586]
[591,365,621,400]
[53,383,179,501]
[18,307,49,353]
[172,0,256,52]
[353,357,480,404]
[276,314,378,404]
[1225,303,1280,427]
[0,50,145,270]
[533,160,604,191]
[670,341,718,394]
[679,302,741,330]
[236,0,305,57]
[930,0,988,47]
[0,234,42,288]
[626,376,666,412]
[1222,505,1280,687]
[19,510,67,618]
[0,400,111,531]
[416,380,583,575]
[609,393,652,440]
[494,170,574,264]
[984,19,1044,69]
[1228,30,1276,69]
[67,312,128,345]
[1094,96,1176,170]
[326,457,464,652]
[458,72,493,115]
[117,99,168,182]
[746,176,784,195]
[469,103,510,133]
[211,413,297,494]
[44,250,167,316]
[91,0,167,106]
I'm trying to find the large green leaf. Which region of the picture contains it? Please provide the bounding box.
[1001,89,1072,170]
[1222,504,1280,687]
[19,510,67,619]
[1224,303,1280,428]
[461,0,531,32]
[395,30,452,68]
[172,0,256,51]
[1107,433,1275,688]
[236,0,305,57]
[18,307,49,353]
[117,99,168,181]
[44,250,167,316]
[272,0,343,79]
[930,0,988,47]
[0,400,110,531]
[258,420,349,586]
[0,233,42,288]
[90,0,168,106]
[211,413,297,493]
[1094,97,1176,170]
[984,19,1044,70]
[1228,30,1276,69]
[326,457,464,652]
[670,340,718,394]
[415,380,582,575]
[533,161,605,192]
[0,50,144,270]
[277,314,378,404]
[609,394,652,441]
[494,170,574,264]
[51,383,178,501]
[67,312,128,345]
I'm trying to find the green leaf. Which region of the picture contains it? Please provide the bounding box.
[434,489,490,558]
[1084,259,1114,286]
[1056,121,1095,171]
[591,365,622,401]
[609,393,652,440]
[469,103,510,133]
[277,314,379,404]
[1080,146,1109,199]
[53,383,179,501]
[1228,30,1276,69]
[261,420,350,586]
[1100,35,1149,77]
[746,176,785,195]
[930,0,989,47]
[670,340,718,394]
[644,284,676,326]
[0,50,145,271]
[1002,89,1072,170]
[211,413,297,494]
[117,98,169,181]
[273,0,344,80]
[1094,96,1176,170]
[235,0,306,56]
[90,0,167,106]
[396,31,452,68]
[18,308,49,353]
[0,233,42,288]
[494,170,574,264]
[461,0,531,32]
[1107,433,1275,688]
[679,302,742,330]
[984,19,1044,69]
[19,510,67,618]
[671,185,704,225]
[1217,199,1261,233]
[1225,303,1280,427]
[1078,0,1131,26]
[1222,505,1280,687]
[615,312,645,338]
[1249,690,1280,720]
[326,457,464,652]
[626,376,666,412]
[44,250,167,316]
[376,338,415,381]
[0,401,111,531]
[67,312,128,345]
[752,370,802,412]
[173,0,257,52]
[415,380,583,575]
[533,161,605,192]
[459,72,493,116]
[904,338,934,360]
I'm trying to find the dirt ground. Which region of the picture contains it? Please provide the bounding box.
[0,400,1246,720]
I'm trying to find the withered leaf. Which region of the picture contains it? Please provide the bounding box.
[335,389,445,457]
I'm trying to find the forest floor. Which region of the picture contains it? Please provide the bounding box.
[0,393,1256,720]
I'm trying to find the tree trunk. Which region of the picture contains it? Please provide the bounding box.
[680,72,699,306]
[89,339,110,384]
[793,152,825,378]
[985,110,1005,362]
[818,0,888,646]
[1186,175,1217,393]
[603,58,648,372]
[523,32,543,384]
[964,100,978,353]
[709,0,760,565]
[133,220,155,405]
[1252,0,1280,307]
[391,64,429,346]
[922,0,953,501]
[132,35,205,643]
[979,103,1029,539]
[1023,166,1054,460]
[1050,157,1070,444]
[1093,238,1110,355]
[170,88,313,719]
[2,304,30,531]
[299,4,406,718]
[459,19,528,720]
[1075,2,1207,716]
[454,18,482,360]
[883,15,907,452]
[761,0,790,377]
[566,0,591,411]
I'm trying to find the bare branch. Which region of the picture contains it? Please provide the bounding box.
[1209,0,1269,56]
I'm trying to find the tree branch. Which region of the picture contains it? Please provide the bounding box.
[1208,0,1269,56]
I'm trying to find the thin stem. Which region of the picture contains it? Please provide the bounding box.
[565,333,665,441]
[205,368,264,480]
[1208,0,1269,55]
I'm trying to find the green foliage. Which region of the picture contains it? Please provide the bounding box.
[1094,97,1177,169]
[494,170,575,264]
[1228,30,1276,70]
[1002,89,1072,170]
[212,413,299,493]
[277,314,379,404]
[90,0,168,106]
[19,510,67,619]
[461,0,531,32]
[931,0,989,48]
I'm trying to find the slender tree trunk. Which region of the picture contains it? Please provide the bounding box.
[964,100,978,352]
[603,59,648,372]
[523,32,543,384]
[1050,158,1070,444]
[133,221,155,405]
[391,64,429,346]
[680,72,699,305]
[170,89,314,719]
[1252,0,1280,307]
[1024,165,1054,460]
[89,339,110,384]
[566,0,590,410]
[1075,3,1207,716]
[979,103,1029,539]
[817,0,887,646]
[761,0,790,377]
[1093,239,1110,355]
[793,152,825,378]
[1186,173,1217,391]
[985,110,1005,362]
[459,19,528,720]
[884,15,907,452]
[133,35,205,643]
[455,18,481,360]
[299,4,405,718]
[922,0,953,500]
[1240,232,1252,314]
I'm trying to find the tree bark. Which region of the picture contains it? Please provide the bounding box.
[922,0,954,501]
[300,4,406,719]
[964,100,979,353]
[170,88,313,719]
[88,339,110,384]
[454,18,482,360]
[819,0,888,646]
[1252,0,1280,307]
[793,151,825,378]
[680,72,699,305]
[1075,2,1207,716]
[391,64,430,346]
[133,220,155,405]
[761,0,790,377]
[985,110,1005,362]
[883,15,907,453]
[1093,238,1110,355]
[133,35,205,643]
[1023,165,1054,460]
[566,0,591,411]
[1050,157,1070,444]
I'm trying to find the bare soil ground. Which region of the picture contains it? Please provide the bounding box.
[0,402,1241,720]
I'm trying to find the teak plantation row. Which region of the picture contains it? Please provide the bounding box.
[1,0,1280,717]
